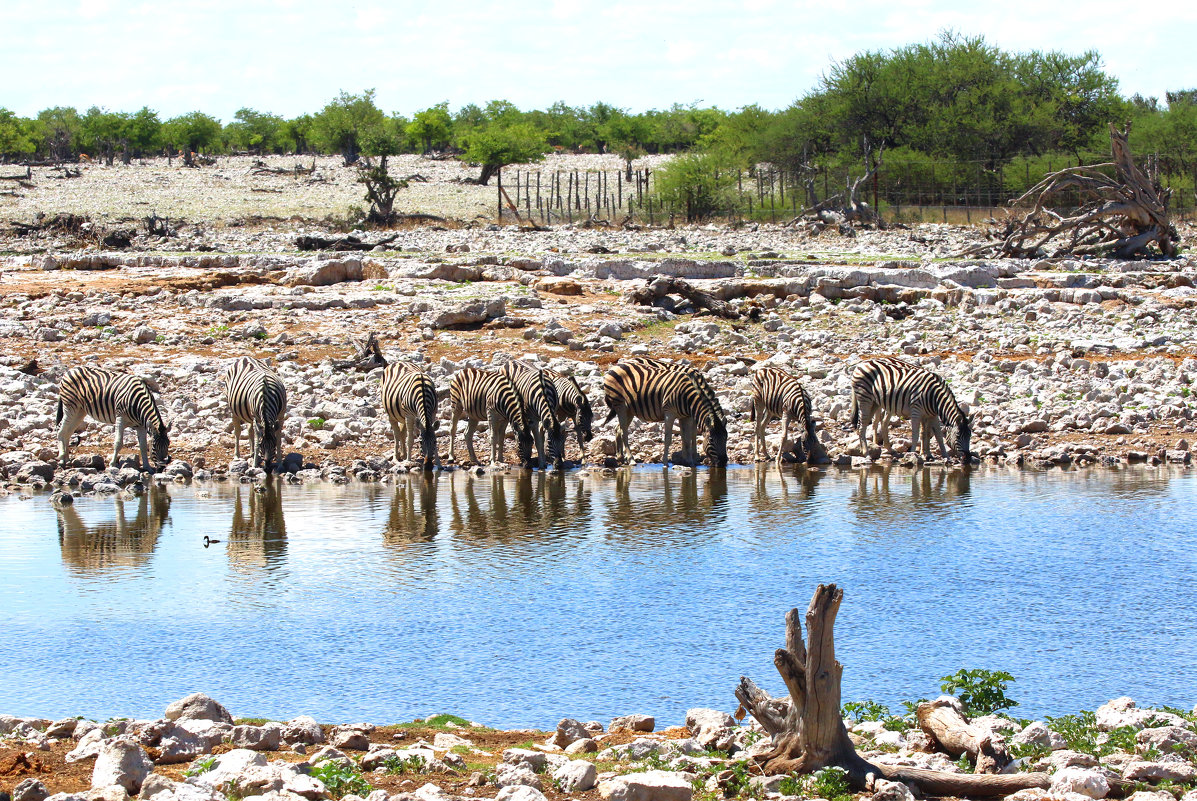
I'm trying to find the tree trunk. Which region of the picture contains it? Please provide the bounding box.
[736,584,1051,797]
[917,696,1011,773]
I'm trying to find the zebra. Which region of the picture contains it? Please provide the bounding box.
[750,367,824,465]
[546,368,594,457]
[380,362,439,469]
[448,367,534,467]
[56,366,171,472]
[849,356,973,460]
[502,360,565,469]
[223,356,288,470]
[602,358,728,466]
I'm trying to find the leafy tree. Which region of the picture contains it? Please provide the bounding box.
[701,104,776,167]
[225,108,285,154]
[311,89,387,163]
[458,119,548,185]
[162,111,223,154]
[407,102,453,153]
[80,107,129,165]
[125,107,162,157]
[0,108,37,160]
[282,114,314,154]
[651,150,743,221]
[940,668,1019,716]
[36,106,82,161]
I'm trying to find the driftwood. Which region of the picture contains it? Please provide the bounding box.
[332,332,388,372]
[735,584,1052,796]
[626,276,741,320]
[143,214,171,237]
[249,159,316,176]
[962,124,1178,259]
[917,697,1010,773]
[296,233,401,251]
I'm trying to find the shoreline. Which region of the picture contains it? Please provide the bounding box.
[2,694,1194,801]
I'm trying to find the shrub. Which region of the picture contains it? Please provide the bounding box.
[650,151,743,222]
[939,669,1019,715]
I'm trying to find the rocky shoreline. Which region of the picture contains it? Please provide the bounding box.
[2,694,1195,801]
[3,210,1197,487]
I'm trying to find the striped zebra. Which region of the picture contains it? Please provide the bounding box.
[223,356,288,470]
[750,367,823,465]
[546,368,594,457]
[380,362,440,469]
[502,360,565,469]
[448,367,533,467]
[602,358,728,466]
[56,366,171,471]
[849,356,973,460]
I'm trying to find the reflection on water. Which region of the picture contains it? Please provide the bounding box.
[3,464,1196,728]
[56,488,171,575]
[227,481,288,574]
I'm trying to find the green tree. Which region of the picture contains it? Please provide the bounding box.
[407,102,453,154]
[162,111,223,154]
[36,106,82,161]
[80,107,129,165]
[225,108,285,154]
[125,107,162,157]
[311,89,387,163]
[458,119,548,185]
[651,150,743,221]
[281,114,314,154]
[0,108,37,160]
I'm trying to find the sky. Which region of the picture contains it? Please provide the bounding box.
[6,0,1197,120]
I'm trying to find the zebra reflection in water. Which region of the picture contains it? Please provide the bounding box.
[227,479,287,574]
[56,487,171,574]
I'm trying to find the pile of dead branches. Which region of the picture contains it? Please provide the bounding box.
[962,124,1178,259]
[250,159,317,177]
[787,141,886,234]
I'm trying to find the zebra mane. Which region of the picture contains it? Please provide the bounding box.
[686,369,726,429]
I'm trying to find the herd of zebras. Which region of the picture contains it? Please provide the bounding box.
[54,353,975,473]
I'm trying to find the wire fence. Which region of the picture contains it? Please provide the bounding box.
[496,156,1197,226]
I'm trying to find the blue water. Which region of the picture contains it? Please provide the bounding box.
[0,465,1194,727]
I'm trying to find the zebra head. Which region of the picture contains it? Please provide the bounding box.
[259,421,282,471]
[706,420,729,467]
[515,424,534,467]
[420,420,438,471]
[949,412,974,461]
[151,423,171,469]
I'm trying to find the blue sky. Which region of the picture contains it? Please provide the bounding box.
[7,0,1196,120]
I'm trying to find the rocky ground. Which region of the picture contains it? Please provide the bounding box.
[2,693,1195,801]
[2,159,1197,489]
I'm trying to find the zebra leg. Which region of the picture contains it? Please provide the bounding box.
[487,410,506,466]
[389,418,403,464]
[112,417,125,466]
[931,419,947,459]
[910,415,923,457]
[877,415,891,451]
[615,410,632,464]
[407,418,419,463]
[662,412,676,466]
[856,402,873,455]
[464,419,480,465]
[448,408,459,463]
[532,425,546,470]
[776,412,790,466]
[232,421,242,459]
[57,408,85,464]
[135,426,150,472]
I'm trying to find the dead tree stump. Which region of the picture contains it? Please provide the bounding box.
[736,584,1051,796]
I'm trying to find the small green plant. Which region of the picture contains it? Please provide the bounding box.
[954,752,973,772]
[381,753,426,774]
[807,766,852,801]
[185,755,218,777]
[777,773,804,797]
[940,669,1019,715]
[842,700,890,722]
[1045,711,1102,756]
[208,324,231,337]
[309,761,372,799]
[722,760,761,799]
[308,417,326,430]
[1010,741,1052,762]
[154,334,166,343]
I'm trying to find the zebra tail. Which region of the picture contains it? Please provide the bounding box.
[56,396,63,426]
[846,393,859,431]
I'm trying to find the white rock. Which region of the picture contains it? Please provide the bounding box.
[1050,767,1110,799]
[91,737,153,794]
[164,693,233,724]
[494,787,548,801]
[598,770,693,801]
[552,760,597,792]
[871,779,916,801]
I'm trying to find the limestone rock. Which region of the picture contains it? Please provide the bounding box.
[1050,767,1110,799]
[164,693,233,724]
[610,714,654,733]
[598,770,693,801]
[552,760,597,792]
[91,737,153,794]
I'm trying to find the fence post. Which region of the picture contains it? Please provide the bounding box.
[497,169,503,221]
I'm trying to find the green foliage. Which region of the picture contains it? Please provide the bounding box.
[381,753,427,774]
[37,106,82,161]
[408,102,453,153]
[807,767,853,801]
[1010,741,1052,763]
[309,762,372,799]
[308,418,326,430]
[458,116,549,185]
[184,755,218,777]
[939,668,1019,715]
[842,700,890,722]
[0,108,38,159]
[225,108,287,154]
[312,89,388,162]
[651,151,743,221]
[163,111,223,154]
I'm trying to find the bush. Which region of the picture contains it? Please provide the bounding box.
[940,669,1019,715]
[650,151,743,221]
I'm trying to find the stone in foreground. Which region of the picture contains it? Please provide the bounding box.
[599,771,693,801]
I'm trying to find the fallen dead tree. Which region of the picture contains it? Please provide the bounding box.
[735,584,1053,796]
[787,142,886,233]
[296,233,401,251]
[332,332,387,372]
[962,124,1178,259]
[626,276,741,320]
[249,159,316,176]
